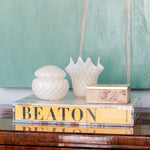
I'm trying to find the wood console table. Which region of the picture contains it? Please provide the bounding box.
[0,105,150,149]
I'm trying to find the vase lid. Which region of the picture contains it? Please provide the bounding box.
[35,65,66,79]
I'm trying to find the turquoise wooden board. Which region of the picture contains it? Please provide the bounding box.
[83,0,127,85]
[0,0,82,87]
[0,0,150,89]
[131,0,150,89]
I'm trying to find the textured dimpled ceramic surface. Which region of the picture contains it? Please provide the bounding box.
[35,65,66,79]
[65,57,104,97]
[32,65,69,100]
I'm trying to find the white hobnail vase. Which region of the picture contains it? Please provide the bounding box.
[65,57,104,97]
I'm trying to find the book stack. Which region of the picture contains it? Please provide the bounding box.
[13,91,142,126]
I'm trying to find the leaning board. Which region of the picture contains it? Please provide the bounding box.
[0,0,150,89]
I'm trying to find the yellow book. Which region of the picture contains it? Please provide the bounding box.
[13,92,142,126]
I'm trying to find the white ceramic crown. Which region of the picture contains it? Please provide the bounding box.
[32,65,69,100]
[65,57,104,97]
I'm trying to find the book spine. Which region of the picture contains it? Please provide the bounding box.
[14,105,133,126]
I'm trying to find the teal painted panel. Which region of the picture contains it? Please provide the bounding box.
[131,0,150,89]
[83,0,127,85]
[0,0,82,87]
[0,0,150,89]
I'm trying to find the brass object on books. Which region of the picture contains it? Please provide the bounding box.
[86,84,131,104]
